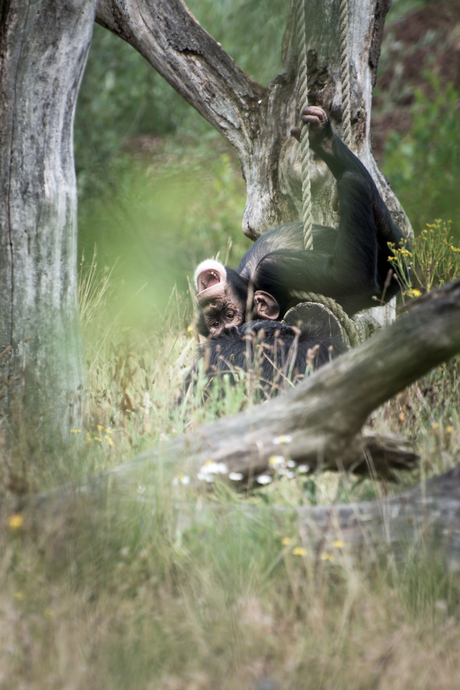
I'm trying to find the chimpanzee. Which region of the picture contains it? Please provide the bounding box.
[194,106,405,339]
[189,106,405,392]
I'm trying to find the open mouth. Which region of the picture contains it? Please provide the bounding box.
[198,269,221,293]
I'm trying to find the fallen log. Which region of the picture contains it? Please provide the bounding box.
[2,280,460,563]
[296,462,460,566]
[105,278,459,485]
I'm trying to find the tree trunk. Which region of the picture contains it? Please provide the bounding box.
[0,0,97,433]
[96,0,411,241]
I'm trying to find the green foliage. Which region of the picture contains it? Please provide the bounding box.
[74,23,199,200]
[77,146,248,323]
[382,77,460,236]
[388,219,460,300]
[186,0,286,84]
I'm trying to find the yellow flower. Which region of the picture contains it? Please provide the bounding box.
[411,289,422,297]
[70,429,81,433]
[105,435,114,447]
[332,540,344,548]
[97,424,104,432]
[320,553,335,562]
[14,592,25,600]
[8,514,23,530]
[269,455,285,467]
[446,426,453,434]
[272,435,293,445]
[292,547,307,556]
[282,537,292,546]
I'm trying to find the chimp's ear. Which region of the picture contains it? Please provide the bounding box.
[253,290,280,320]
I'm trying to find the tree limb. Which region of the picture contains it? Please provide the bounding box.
[296,462,460,565]
[96,0,265,161]
[101,279,460,486]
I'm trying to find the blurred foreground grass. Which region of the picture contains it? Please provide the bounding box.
[78,138,249,326]
[2,144,460,689]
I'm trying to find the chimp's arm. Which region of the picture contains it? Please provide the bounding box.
[253,107,405,316]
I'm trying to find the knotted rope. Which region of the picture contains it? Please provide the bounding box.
[289,290,361,347]
[293,0,364,344]
[339,0,353,148]
[295,0,314,251]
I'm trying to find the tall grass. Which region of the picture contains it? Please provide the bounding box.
[1,141,460,689]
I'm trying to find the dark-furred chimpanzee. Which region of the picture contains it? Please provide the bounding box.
[195,106,404,335]
[190,106,405,389]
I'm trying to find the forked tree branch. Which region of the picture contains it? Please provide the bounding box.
[96,0,265,161]
[95,0,410,239]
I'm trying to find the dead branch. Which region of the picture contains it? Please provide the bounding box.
[296,462,460,565]
[68,279,458,490]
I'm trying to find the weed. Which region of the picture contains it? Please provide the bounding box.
[389,219,460,303]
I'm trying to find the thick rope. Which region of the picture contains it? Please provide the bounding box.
[292,0,362,346]
[339,0,352,148]
[295,0,314,250]
[289,290,361,347]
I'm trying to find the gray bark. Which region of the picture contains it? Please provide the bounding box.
[96,0,411,241]
[296,463,460,566]
[0,0,97,431]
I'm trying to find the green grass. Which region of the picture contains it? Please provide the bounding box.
[3,478,460,689]
[1,142,460,689]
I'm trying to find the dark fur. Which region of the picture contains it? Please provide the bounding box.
[185,320,347,399]
[239,116,405,318]
[190,108,406,396]
[196,110,405,338]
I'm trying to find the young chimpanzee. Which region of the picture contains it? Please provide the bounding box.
[190,106,405,390]
[195,106,405,337]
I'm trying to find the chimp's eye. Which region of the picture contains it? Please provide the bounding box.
[226,311,235,320]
